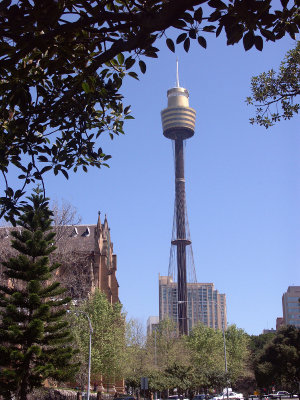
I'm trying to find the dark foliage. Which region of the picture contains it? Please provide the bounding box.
[0,0,299,221]
[254,326,300,392]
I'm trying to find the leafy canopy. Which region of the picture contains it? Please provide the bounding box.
[1,0,299,221]
[124,320,249,392]
[186,323,249,389]
[254,325,300,392]
[247,40,300,128]
[69,289,126,384]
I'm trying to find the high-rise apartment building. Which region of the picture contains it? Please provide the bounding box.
[282,286,300,327]
[159,275,227,333]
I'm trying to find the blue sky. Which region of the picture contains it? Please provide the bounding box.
[8,32,300,335]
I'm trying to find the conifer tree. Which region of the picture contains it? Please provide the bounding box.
[0,189,78,400]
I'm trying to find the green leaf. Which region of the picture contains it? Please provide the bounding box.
[183,38,190,52]
[254,35,263,51]
[182,12,194,24]
[176,33,187,44]
[198,36,207,48]
[286,23,298,39]
[125,57,135,70]
[216,24,223,37]
[243,31,255,51]
[37,156,48,162]
[61,169,69,179]
[117,53,124,64]
[138,60,146,74]
[208,10,222,22]
[40,166,52,174]
[145,52,158,58]
[203,25,215,32]
[128,71,139,80]
[82,82,90,93]
[166,38,175,53]
[194,7,203,22]
[260,29,276,41]
[208,0,227,9]
[124,106,131,115]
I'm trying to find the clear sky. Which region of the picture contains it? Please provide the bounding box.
[8,31,300,335]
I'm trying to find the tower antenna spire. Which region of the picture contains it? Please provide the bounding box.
[176,58,180,88]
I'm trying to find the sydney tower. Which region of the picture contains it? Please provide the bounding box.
[161,65,196,335]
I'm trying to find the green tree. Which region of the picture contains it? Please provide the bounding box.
[164,363,194,393]
[249,331,276,355]
[186,324,249,390]
[225,325,249,384]
[248,331,276,378]
[247,40,300,128]
[0,0,299,221]
[186,323,225,389]
[0,189,77,400]
[146,319,188,370]
[124,318,147,389]
[70,289,126,386]
[246,332,276,393]
[143,319,190,391]
[255,325,300,392]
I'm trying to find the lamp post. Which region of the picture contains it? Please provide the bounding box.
[210,301,228,400]
[68,310,93,400]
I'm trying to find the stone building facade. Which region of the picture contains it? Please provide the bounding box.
[0,212,119,305]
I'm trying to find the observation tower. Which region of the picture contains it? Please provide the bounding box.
[161,64,197,335]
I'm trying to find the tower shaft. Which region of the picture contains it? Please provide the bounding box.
[175,139,188,335]
[175,138,188,335]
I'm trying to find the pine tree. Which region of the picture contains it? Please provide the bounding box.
[0,190,78,400]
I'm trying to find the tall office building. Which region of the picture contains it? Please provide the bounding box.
[159,275,227,332]
[282,286,300,327]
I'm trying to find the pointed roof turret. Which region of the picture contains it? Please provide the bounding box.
[97,211,102,231]
[104,214,108,230]
[96,210,102,238]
